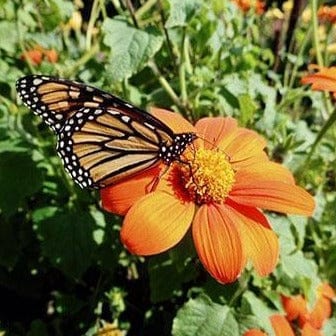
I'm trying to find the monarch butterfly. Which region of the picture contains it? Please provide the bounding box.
[16,75,197,189]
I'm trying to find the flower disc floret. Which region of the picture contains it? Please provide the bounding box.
[177,148,235,204]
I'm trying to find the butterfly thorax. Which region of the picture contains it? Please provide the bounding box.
[158,133,197,165]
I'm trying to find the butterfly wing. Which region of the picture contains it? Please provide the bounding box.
[16,75,196,189]
[57,106,170,188]
[16,75,174,135]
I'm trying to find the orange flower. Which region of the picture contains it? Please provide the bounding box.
[318,5,336,24]
[20,46,58,65]
[302,65,336,98]
[243,314,295,336]
[232,0,265,14]
[243,329,267,336]
[101,109,315,284]
[301,323,322,336]
[44,49,58,63]
[282,294,309,325]
[282,283,335,330]
[309,283,335,329]
[20,49,43,65]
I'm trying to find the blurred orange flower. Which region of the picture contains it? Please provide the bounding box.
[282,283,335,331]
[20,46,58,65]
[44,49,58,63]
[318,5,336,24]
[282,294,309,325]
[101,109,315,284]
[20,49,43,65]
[301,65,336,98]
[244,313,324,336]
[309,283,335,329]
[232,0,265,14]
[243,314,295,336]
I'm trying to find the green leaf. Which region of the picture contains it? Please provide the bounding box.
[103,18,163,82]
[237,94,257,126]
[54,293,86,315]
[240,292,274,334]
[0,152,43,216]
[33,209,97,278]
[172,295,239,336]
[165,0,201,28]
[149,236,197,303]
[27,320,49,336]
[269,214,296,255]
[0,139,30,153]
[0,21,18,53]
[39,0,73,31]
[281,250,318,280]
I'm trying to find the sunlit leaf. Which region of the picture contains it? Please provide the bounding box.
[165,0,201,28]
[103,18,163,82]
[172,295,239,336]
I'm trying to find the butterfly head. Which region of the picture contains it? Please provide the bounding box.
[159,132,197,165]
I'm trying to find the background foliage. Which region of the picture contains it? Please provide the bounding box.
[0,0,335,335]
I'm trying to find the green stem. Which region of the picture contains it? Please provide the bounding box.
[110,0,124,15]
[300,107,336,170]
[311,0,323,67]
[125,0,139,28]
[148,60,183,108]
[157,0,176,64]
[135,0,157,19]
[228,269,251,306]
[297,0,335,169]
[179,28,188,104]
[16,20,35,74]
[99,0,107,20]
[86,0,100,51]
[288,26,313,89]
[64,43,99,77]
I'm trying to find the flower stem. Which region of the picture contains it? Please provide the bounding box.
[65,43,99,78]
[287,26,312,89]
[299,0,335,169]
[179,27,188,104]
[301,107,336,169]
[135,0,157,19]
[86,0,100,51]
[311,0,323,67]
[148,61,182,108]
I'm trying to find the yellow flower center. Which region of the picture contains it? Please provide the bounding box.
[172,148,235,205]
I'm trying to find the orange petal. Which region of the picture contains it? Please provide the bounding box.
[192,203,245,284]
[195,117,238,149]
[121,191,195,255]
[301,74,336,92]
[309,297,331,329]
[302,66,336,92]
[226,198,271,229]
[233,161,296,184]
[230,180,315,216]
[318,282,335,299]
[269,315,295,336]
[281,295,309,322]
[100,165,161,215]
[224,129,268,168]
[301,323,322,336]
[243,330,268,336]
[150,107,196,133]
[227,203,279,276]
